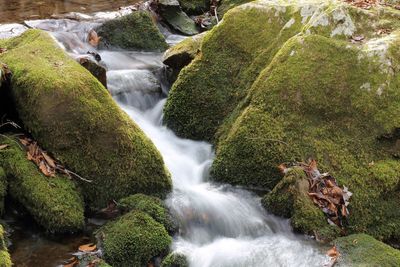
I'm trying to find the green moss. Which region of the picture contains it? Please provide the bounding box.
[0,137,84,233]
[97,210,172,267]
[0,30,172,209]
[118,194,177,233]
[97,11,168,51]
[335,234,400,266]
[262,168,340,241]
[161,252,189,267]
[218,0,254,17]
[0,167,6,216]
[179,0,209,15]
[0,225,11,267]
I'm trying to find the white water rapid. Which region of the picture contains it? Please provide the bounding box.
[20,12,329,266]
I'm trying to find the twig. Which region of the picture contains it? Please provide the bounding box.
[0,134,23,149]
[59,167,93,183]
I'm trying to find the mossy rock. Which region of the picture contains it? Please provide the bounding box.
[334,234,400,266]
[179,0,209,15]
[97,210,172,267]
[0,137,84,233]
[118,193,177,233]
[161,252,189,267]
[217,0,254,17]
[0,167,6,216]
[0,225,12,267]
[96,11,168,51]
[262,168,340,241]
[165,0,400,142]
[0,30,172,209]
[165,0,400,241]
[163,33,205,71]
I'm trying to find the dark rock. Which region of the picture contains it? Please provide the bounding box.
[96,11,168,51]
[158,0,200,36]
[77,55,107,88]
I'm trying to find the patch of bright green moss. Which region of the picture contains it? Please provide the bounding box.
[97,11,168,51]
[0,30,172,209]
[97,210,172,267]
[335,234,400,266]
[118,194,177,233]
[0,137,84,233]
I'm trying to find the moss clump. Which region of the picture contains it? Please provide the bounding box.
[97,11,168,51]
[0,167,6,216]
[118,194,177,233]
[179,0,209,15]
[335,234,400,266]
[0,30,172,209]
[0,137,84,233]
[262,168,340,241]
[161,252,189,267]
[97,210,172,267]
[217,0,254,17]
[0,225,11,267]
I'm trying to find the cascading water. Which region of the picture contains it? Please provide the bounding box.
[15,12,329,266]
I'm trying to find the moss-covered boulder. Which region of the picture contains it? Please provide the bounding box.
[161,252,189,267]
[179,0,209,15]
[0,167,6,216]
[97,210,172,267]
[165,0,400,241]
[0,30,172,209]
[97,11,168,51]
[0,225,11,267]
[0,137,84,233]
[262,168,340,241]
[158,0,200,36]
[163,32,205,81]
[118,193,177,233]
[217,0,254,17]
[334,234,400,266]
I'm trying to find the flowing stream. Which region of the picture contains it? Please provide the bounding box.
[2,9,329,266]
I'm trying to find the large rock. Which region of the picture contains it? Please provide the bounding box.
[334,234,400,266]
[0,30,172,209]
[164,0,400,241]
[163,33,205,81]
[118,193,177,233]
[97,11,169,51]
[96,210,172,267]
[262,168,340,241]
[0,225,11,267]
[158,0,200,36]
[0,137,85,233]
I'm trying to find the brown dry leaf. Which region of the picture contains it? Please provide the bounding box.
[278,163,287,174]
[88,29,101,47]
[19,138,31,146]
[327,246,339,258]
[0,144,9,150]
[63,257,79,267]
[42,151,56,168]
[79,243,97,252]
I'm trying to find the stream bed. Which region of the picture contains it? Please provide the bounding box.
[1,6,330,267]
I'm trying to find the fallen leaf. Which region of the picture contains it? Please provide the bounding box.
[327,246,339,258]
[42,151,56,168]
[0,144,9,150]
[78,243,97,252]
